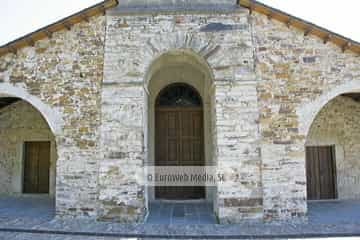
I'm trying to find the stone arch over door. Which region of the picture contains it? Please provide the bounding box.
[0,83,63,135]
[0,83,61,199]
[101,13,257,222]
[300,80,360,201]
[145,49,216,203]
[298,80,360,137]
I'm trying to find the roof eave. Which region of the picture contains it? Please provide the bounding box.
[239,0,360,55]
[0,0,118,57]
[0,0,359,57]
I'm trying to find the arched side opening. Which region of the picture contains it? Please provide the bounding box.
[305,93,360,201]
[0,96,58,219]
[145,49,216,205]
[0,83,62,136]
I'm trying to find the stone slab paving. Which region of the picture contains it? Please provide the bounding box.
[308,200,360,224]
[0,195,55,220]
[146,202,216,224]
[1,196,360,239]
[0,232,130,240]
[1,218,360,239]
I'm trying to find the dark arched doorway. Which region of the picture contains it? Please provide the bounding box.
[0,96,57,220]
[155,83,205,199]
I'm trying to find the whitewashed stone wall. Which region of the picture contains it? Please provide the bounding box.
[0,101,56,195]
[307,96,360,199]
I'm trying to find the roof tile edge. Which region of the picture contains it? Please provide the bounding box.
[239,0,360,55]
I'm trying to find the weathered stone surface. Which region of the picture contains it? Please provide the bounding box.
[252,12,360,221]
[0,15,106,218]
[1,2,360,224]
[100,10,262,223]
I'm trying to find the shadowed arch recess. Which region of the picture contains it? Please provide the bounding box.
[156,83,202,107]
[145,49,216,202]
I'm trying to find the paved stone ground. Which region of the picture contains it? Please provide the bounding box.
[0,232,286,240]
[0,195,55,220]
[1,196,360,239]
[308,200,360,224]
[0,232,130,240]
[146,202,216,224]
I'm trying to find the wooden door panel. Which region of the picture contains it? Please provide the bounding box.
[193,140,203,165]
[306,147,319,200]
[23,141,50,194]
[24,142,39,193]
[181,139,203,166]
[167,139,178,165]
[318,147,336,199]
[193,112,202,137]
[167,113,178,138]
[181,139,192,163]
[155,107,205,200]
[306,146,336,200]
[37,142,50,193]
[181,111,192,137]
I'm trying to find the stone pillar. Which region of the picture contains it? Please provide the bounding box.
[214,82,262,223]
[261,141,307,221]
[207,11,262,223]
[98,84,145,222]
[98,15,146,222]
[258,88,307,221]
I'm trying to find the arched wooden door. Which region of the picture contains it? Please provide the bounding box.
[155,83,205,199]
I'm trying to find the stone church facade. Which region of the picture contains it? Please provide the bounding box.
[0,0,360,224]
